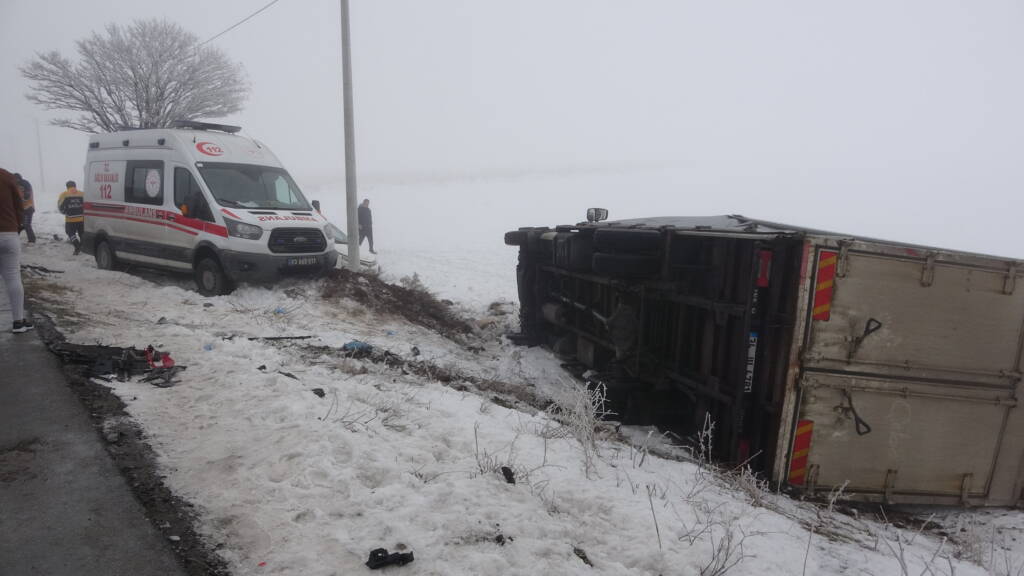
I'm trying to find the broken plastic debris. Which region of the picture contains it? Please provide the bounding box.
[365,548,414,569]
[342,340,372,353]
[501,466,516,484]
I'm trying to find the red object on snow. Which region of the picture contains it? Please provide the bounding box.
[145,346,176,369]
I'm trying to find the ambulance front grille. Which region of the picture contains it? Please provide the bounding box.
[268,228,327,254]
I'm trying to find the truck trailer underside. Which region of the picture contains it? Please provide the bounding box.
[507,215,1024,507]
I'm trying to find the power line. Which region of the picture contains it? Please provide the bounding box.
[198,0,284,47]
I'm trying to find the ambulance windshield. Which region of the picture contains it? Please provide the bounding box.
[197,163,312,211]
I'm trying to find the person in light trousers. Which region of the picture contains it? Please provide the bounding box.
[0,168,32,333]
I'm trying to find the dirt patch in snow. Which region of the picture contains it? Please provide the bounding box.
[321,268,474,341]
[33,316,231,576]
[271,339,555,415]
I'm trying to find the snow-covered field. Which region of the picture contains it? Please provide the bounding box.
[15,196,1024,576]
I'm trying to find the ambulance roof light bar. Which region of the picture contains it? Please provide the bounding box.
[169,120,242,134]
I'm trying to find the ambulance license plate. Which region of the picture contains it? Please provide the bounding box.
[287,256,318,266]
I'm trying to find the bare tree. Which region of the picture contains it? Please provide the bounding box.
[21,19,249,133]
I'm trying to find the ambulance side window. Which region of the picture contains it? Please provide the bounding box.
[125,161,164,206]
[174,168,214,222]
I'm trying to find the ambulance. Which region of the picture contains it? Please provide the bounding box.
[82,121,337,295]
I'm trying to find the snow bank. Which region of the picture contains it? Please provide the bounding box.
[14,211,1015,576]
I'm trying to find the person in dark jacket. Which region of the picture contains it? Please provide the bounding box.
[13,173,35,243]
[357,198,376,254]
[0,168,32,333]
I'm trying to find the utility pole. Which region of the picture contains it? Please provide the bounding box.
[34,118,47,197]
[340,0,360,271]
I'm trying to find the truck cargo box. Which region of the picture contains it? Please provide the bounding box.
[506,214,1024,506]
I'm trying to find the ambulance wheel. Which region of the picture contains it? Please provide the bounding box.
[95,239,117,271]
[195,257,232,296]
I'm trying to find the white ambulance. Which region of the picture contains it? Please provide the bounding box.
[82,121,337,295]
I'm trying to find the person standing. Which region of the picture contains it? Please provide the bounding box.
[357,198,376,254]
[13,173,35,244]
[0,168,32,333]
[58,180,84,255]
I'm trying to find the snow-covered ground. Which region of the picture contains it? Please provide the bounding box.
[15,196,1024,576]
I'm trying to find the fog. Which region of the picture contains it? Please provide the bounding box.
[3,0,1024,257]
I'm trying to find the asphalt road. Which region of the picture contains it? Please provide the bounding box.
[0,301,187,576]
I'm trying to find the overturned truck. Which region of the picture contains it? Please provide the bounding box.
[506,214,1024,507]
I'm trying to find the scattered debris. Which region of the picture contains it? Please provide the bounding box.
[169,535,181,542]
[494,533,513,546]
[47,342,185,387]
[202,303,213,308]
[342,340,373,356]
[501,466,516,484]
[139,346,185,387]
[267,340,553,414]
[21,264,64,276]
[278,371,299,381]
[258,365,267,371]
[410,346,420,357]
[365,547,414,569]
[573,547,593,567]
[487,300,514,316]
[311,388,326,398]
[247,335,314,341]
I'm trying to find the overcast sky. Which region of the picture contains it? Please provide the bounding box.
[3,0,1024,256]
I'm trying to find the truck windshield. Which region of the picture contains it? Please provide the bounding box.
[197,162,311,211]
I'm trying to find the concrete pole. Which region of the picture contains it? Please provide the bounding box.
[340,0,361,271]
[34,118,47,196]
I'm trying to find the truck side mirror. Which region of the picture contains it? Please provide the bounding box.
[587,208,609,223]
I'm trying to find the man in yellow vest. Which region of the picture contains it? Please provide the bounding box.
[58,180,84,255]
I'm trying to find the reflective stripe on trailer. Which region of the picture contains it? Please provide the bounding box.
[812,250,838,321]
[788,419,814,485]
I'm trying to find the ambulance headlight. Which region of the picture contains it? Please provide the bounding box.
[225,218,263,240]
[323,224,333,241]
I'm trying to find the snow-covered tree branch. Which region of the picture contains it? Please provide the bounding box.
[21,19,249,133]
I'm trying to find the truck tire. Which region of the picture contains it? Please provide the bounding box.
[592,253,661,277]
[95,239,117,271]
[594,228,663,253]
[195,257,233,296]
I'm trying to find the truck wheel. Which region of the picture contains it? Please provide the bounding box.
[504,230,528,246]
[95,239,117,271]
[592,253,661,277]
[594,228,663,253]
[195,257,232,296]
